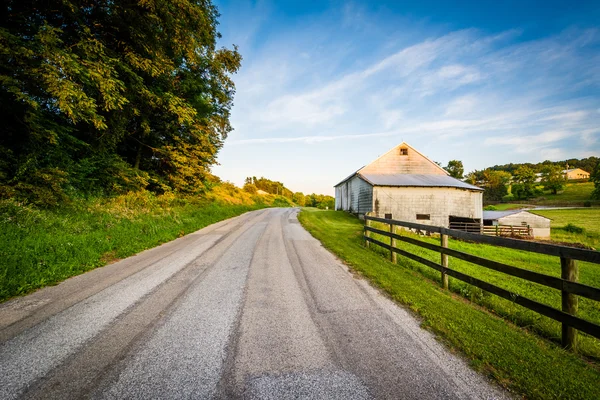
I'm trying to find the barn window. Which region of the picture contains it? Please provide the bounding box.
[416,214,430,220]
[521,222,527,226]
[385,213,393,219]
[399,148,408,156]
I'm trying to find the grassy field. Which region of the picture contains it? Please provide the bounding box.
[539,182,595,202]
[493,182,597,210]
[299,209,600,399]
[0,190,292,302]
[534,208,600,250]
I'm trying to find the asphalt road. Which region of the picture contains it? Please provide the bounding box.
[0,208,509,399]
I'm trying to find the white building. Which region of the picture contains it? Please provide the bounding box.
[482,210,551,239]
[334,142,483,228]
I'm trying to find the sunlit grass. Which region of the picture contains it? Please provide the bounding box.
[299,209,600,399]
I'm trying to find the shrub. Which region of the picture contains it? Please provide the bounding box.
[583,201,592,207]
[484,205,498,211]
[563,223,585,234]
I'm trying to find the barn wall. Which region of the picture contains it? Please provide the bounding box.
[335,177,373,213]
[361,144,447,176]
[373,186,482,228]
[348,176,373,213]
[497,212,551,239]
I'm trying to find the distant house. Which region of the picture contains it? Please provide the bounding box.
[334,142,483,228]
[563,168,590,180]
[482,210,551,239]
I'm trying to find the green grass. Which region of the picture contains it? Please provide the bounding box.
[533,208,600,249]
[0,192,269,302]
[539,182,595,202]
[299,209,600,399]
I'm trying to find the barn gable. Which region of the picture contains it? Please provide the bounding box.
[359,142,448,176]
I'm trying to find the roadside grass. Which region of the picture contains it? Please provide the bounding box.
[299,209,600,399]
[0,191,287,302]
[533,208,600,249]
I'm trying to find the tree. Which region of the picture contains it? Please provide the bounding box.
[292,192,306,206]
[1,0,241,203]
[591,163,600,200]
[512,166,537,200]
[481,169,511,202]
[243,183,257,194]
[540,165,566,195]
[444,160,464,179]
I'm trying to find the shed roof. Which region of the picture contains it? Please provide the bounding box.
[482,210,551,220]
[358,173,484,191]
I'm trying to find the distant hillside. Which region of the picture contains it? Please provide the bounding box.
[487,157,599,175]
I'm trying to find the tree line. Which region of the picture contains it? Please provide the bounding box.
[441,158,600,202]
[1,0,240,206]
[243,176,334,209]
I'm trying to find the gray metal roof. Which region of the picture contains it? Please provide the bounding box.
[482,210,551,220]
[334,168,364,187]
[482,210,522,220]
[358,173,484,191]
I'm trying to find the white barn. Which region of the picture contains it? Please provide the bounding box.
[482,210,551,239]
[334,142,483,228]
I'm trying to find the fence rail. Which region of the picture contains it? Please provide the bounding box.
[364,215,600,350]
[482,225,532,238]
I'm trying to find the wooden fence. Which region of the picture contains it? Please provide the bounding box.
[364,215,600,350]
[482,225,532,238]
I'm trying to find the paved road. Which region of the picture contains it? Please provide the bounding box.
[0,208,508,399]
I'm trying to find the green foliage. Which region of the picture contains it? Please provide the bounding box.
[243,183,258,194]
[444,160,464,179]
[488,157,599,176]
[1,0,241,204]
[483,205,498,211]
[245,176,293,198]
[512,166,538,200]
[591,162,600,200]
[540,165,566,195]
[466,169,511,202]
[305,193,335,209]
[563,223,585,234]
[299,209,600,399]
[292,192,306,206]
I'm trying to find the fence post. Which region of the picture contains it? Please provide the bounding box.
[365,214,370,248]
[561,257,579,350]
[441,233,449,290]
[390,223,396,263]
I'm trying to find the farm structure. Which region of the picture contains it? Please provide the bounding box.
[334,142,484,228]
[482,210,551,239]
[563,168,590,181]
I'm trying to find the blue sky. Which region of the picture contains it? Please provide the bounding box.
[211,0,600,195]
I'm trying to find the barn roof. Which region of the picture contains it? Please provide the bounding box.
[483,210,551,220]
[358,173,484,191]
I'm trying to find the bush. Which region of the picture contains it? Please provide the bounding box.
[484,205,498,211]
[563,223,585,234]
[584,201,592,207]
[502,194,515,202]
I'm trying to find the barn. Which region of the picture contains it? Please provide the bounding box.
[482,210,551,239]
[334,142,483,228]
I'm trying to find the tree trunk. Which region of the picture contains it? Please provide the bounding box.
[134,145,142,170]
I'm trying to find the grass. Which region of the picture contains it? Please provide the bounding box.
[299,209,600,399]
[539,182,595,203]
[493,182,597,209]
[533,208,600,249]
[0,190,290,302]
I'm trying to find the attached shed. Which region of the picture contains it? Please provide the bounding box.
[482,210,551,239]
[334,142,484,228]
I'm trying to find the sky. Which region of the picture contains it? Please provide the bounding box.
[211,0,600,195]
